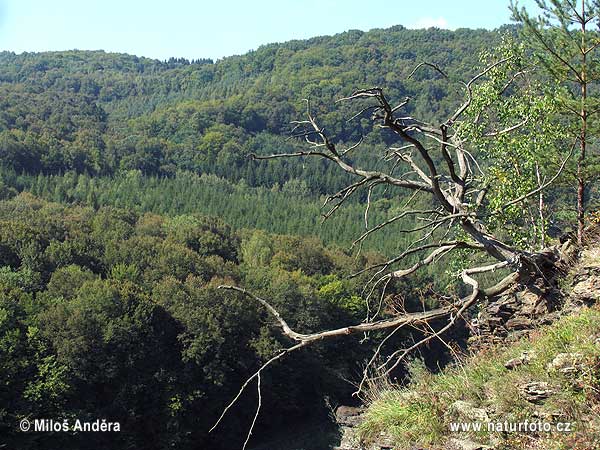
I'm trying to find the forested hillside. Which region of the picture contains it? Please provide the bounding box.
[0,26,511,448]
[0,26,514,250]
[0,192,447,449]
[5,19,597,450]
[0,0,600,442]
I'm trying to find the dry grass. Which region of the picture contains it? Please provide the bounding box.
[358,306,600,449]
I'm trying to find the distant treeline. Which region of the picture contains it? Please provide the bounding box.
[0,27,511,190]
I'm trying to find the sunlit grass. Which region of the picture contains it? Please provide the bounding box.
[358,307,600,449]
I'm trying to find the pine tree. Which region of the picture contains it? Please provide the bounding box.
[512,0,600,243]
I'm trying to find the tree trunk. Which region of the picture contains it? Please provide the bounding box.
[578,0,588,245]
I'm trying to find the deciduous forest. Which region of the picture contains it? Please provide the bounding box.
[1,5,599,449]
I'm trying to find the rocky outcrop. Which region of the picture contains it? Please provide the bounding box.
[450,401,490,422]
[546,352,584,376]
[447,438,494,450]
[518,381,554,404]
[334,406,365,450]
[334,231,600,450]
[468,235,600,351]
[571,266,600,304]
[333,406,395,450]
[468,285,563,350]
[569,245,600,306]
[336,406,365,428]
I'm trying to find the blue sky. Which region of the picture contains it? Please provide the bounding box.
[0,0,539,61]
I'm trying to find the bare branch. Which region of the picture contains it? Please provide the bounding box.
[340,135,364,156]
[218,285,476,342]
[377,260,509,377]
[390,149,432,184]
[485,116,530,137]
[242,372,261,450]
[214,51,571,447]
[408,62,449,79]
[350,240,484,278]
[323,177,373,221]
[447,57,511,125]
[250,150,329,160]
[209,340,307,434]
[351,209,443,248]
[389,243,459,279]
[440,124,465,195]
[355,323,408,395]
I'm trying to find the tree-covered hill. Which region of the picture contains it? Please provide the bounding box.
[0,192,439,450]
[2,28,515,448]
[0,25,523,254]
[0,26,511,191]
[3,9,599,449]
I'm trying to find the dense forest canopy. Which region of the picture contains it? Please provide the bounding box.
[0,25,513,449]
[0,26,508,183]
[0,191,449,449]
[1,16,598,450]
[0,26,525,252]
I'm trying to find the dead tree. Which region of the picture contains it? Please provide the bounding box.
[212,59,571,446]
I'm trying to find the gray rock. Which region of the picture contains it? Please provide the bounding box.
[334,425,362,450]
[571,272,600,305]
[450,400,490,422]
[447,437,494,450]
[335,406,364,427]
[504,351,533,370]
[518,381,554,404]
[532,409,566,421]
[505,317,533,330]
[546,352,584,376]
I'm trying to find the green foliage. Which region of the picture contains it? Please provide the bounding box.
[0,27,503,193]
[460,36,567,249]
[0,194,389,449]
[46,265,97,299]
[6,169,433,256]
[359,307,600,449]
[0,22,589,450]
[108,262,141,283]
[241,229,275,266]
[318,276,365,318]
[511,0,600,233]
[0,266,42,292]
[164,214,239,261]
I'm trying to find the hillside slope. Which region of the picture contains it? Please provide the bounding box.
[337,235,600,450]
[0,26,514,254]
[0,26,508,190]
